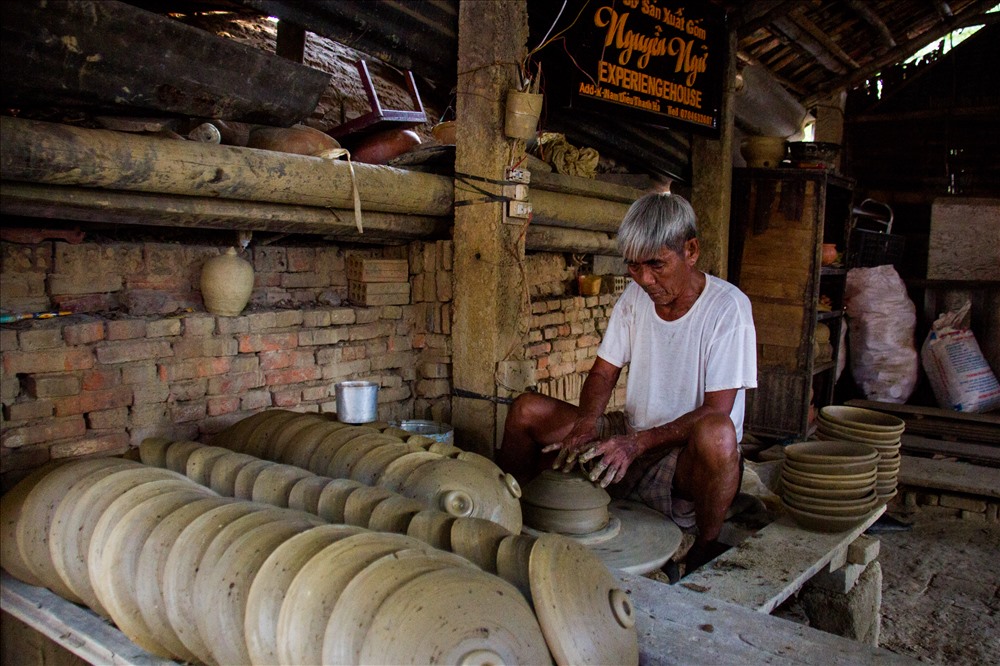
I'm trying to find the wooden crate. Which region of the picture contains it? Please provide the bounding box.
[348,280,410,306]
[346,256,409,283]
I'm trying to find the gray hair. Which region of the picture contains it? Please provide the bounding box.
[616,192,698,260]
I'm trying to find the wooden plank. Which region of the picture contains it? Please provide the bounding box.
[1,572,178,666]
[0,182,448,243]
[899,456,1000,498]
[532,170,645,204]
[900,434,1000,466]
[0,1,328,126]
[530,189,631,233]
[524,225,619,254]
[845,399,1000,444]
[617,570,919,665]
[680,508,885,614]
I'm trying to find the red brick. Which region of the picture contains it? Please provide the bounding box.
[238,333,298,353]
[121,362,158,385]
[81,368,121,391]
[299,328,348,346]
[86,407,129,430]
[216,316,249,335]
[19,328,65,351]
[173,337,237,359]
[132,381,170,405]
[4,399,55,421]
[53,386,133,416]
[241,390,272,411]
[264,366,322,386]
[302,385,329,402]
[3,349,95,374]
[147,319,182,338]
[207,371,265,395]
[158,357,232,381]
[0,416,86,448]
[171,400,207,423]
[106,320,148,341]
[120,289,188,316]
[52,293,120,313]
[272,388,303,407]
[259,350,295,370]
[254,247,287,272]
[63,321,105,346]
[168,379,208,402]
[95,340,172,364]
[182,315,216,337]
[50,433,130,459]
[526,342,551,358]
[231,356,260,373]
[1,329,19,352]
[286,247,317,272]
[129,404,170,428]
[25,374,81,398]
[207,396,241,417]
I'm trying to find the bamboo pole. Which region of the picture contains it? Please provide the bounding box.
[0,117,454,216]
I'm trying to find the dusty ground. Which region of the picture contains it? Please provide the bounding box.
[772,504,1000,664]
[874,506,1000,664]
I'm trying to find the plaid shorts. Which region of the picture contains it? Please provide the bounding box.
[597,411,697,529]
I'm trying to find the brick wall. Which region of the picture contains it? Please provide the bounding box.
[0,237,454,489]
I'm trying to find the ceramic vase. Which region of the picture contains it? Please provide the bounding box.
[201,247,253,316]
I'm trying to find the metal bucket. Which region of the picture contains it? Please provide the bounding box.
[334,381,379,424]
[394,419,453,445]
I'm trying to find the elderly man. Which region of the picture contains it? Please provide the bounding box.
[498,192,757,572]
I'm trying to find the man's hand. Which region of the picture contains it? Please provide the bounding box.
[541,415,600,472]
[580,433,645,488]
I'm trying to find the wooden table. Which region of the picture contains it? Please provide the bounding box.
[3,564,918,665]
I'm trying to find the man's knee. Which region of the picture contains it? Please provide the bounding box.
[506,392,546,427]
[688,412,739,469]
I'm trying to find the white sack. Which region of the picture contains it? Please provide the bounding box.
[921,302,1000,413]
[844,265,918,403]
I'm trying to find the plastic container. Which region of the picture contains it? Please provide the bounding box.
[335,381,379,424]
[393,419,453,445]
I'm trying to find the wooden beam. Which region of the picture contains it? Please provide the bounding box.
[451,0,529,456]
[803,0,996,107]
[844,0,897,47]
[0,0,328,126]
[0,117,455,217]
[788,7,859,68]
[736,1,797,37]
[0,182,448,243]
[770,16,848,74]
[525,225,617,254]
[531,171,645,204]
[691,28,738,279]
[530,190,631,233]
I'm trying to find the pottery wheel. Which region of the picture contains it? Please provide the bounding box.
[589,500,683,574]
[529,534,639,666]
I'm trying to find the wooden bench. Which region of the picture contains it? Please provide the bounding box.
[678,506,885,613]
[2,569,917,665]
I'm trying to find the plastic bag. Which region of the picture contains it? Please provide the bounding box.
[844,265,918,403]
[921,302,1000,412]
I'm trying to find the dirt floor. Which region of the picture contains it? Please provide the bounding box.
[775,503,1000,665]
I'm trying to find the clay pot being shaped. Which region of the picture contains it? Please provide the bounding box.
[741,136,787,168]
[201,247,254,316]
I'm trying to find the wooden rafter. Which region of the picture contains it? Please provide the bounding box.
[788,7,860,68]
[803,0,996,107]
[844,0,897,47]
[770,15,848,74]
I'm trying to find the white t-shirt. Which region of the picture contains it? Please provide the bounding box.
[597,275,757,441]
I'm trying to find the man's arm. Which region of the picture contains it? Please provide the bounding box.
[582,388,738,487]
[542,357,621,468]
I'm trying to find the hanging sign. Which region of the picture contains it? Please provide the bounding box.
[529,0,728,136]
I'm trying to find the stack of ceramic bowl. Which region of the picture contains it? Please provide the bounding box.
[816,405,905,501]
[780,441,881,532]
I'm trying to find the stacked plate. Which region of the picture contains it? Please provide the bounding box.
[816,405,905,500]
[780,441,881,532]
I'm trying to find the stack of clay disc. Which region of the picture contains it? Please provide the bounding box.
[815,405,904,500]
[192,409,525,532]
[780,441,881,532]
[520,470,682,574]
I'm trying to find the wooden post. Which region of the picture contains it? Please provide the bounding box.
[690,28,738,278]
[451,0,530,456]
